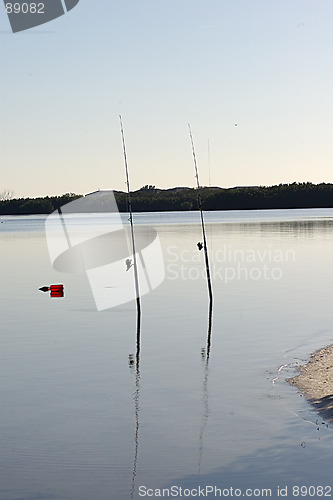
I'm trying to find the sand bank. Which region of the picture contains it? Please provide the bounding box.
[289,344,333,420]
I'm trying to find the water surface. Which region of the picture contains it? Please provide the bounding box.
[1,209,333,499]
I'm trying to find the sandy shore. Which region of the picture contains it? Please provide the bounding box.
[289,344,333,420]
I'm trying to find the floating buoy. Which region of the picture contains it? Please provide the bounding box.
[39,284,64,298]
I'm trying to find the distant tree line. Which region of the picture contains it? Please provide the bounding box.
[1,183,333,215]
[0,193,81,215]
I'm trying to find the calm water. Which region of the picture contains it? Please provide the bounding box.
[1,209,333,500]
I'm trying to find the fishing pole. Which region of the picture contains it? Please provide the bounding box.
[188,124,213,306]
[119,115,141,317]
[188,127,214,474]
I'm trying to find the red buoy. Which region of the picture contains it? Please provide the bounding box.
[50,284,64,297]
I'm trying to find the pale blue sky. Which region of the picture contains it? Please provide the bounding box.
[1,1,333,197]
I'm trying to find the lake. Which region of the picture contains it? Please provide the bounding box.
[1,208,333,500]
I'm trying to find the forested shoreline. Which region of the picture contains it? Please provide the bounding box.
[1,182,333,215]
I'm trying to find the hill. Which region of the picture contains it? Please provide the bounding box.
[1,182,333,214]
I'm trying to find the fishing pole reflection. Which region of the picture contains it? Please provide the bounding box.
[129,309,141,500]
[198,298,213,473]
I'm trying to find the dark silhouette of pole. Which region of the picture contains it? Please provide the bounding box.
[187,125,214,474]
[206,298,213,361]
[129,313,141,499]
[198,290,213,473]
[119,116,142,498]
[188,124,213,305]
[119,115,141,318]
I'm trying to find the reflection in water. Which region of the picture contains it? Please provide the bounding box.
[171,438,333,493]
[5,210,333,499]
[310,395,333,423]
[206,299,213,363]
[223,218,333,238]
[198,298,213,473]
[129,310,141,500]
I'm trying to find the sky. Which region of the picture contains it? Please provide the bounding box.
[1,0,333,198]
